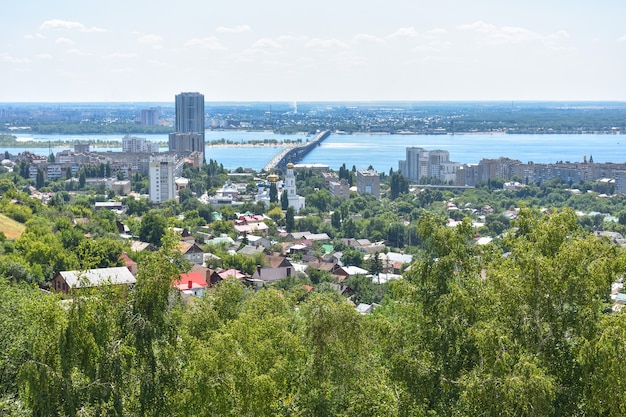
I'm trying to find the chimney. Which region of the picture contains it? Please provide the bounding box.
[188,280,192,289]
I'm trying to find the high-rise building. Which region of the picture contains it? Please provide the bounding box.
[149,155,177,203]
[169,92,205,163]
[175,92,204,133]
[398,147,459,183]
[140,108,159,126]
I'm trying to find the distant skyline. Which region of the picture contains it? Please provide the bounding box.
[3,0,626,103]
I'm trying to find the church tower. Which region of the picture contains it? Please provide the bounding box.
[284,163,306,213]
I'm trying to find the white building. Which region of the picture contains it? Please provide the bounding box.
[122,135,159,153]
[399,147,459,183]
[284,163,306,212]
[255,163,306,213]
[149,155,176,203]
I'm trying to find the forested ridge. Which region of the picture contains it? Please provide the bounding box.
[1,208,625,416]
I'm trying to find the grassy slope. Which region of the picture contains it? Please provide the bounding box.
[0,213,25,239]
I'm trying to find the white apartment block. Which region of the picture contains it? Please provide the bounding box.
[399,147,459,183]
[122,135,159,153]
[149,156,177,203]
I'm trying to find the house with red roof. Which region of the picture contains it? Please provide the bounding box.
[174,271,208,297]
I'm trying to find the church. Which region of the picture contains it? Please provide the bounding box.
[256,163,306,213]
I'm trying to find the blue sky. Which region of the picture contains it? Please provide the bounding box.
[3,0,626,102]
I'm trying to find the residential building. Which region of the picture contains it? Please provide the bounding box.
[74,142,90,154]
[398,147,459,183]
[140,108,159,126]
[149,155,176,203]
[51,266,136,294]
[170,92,205,163]
[356,169,380,199]
[174,272,208,297]
[122,134,159,153]
[329,179,351,200]
[177,241,205,265]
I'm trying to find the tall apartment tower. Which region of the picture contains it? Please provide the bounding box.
[169,92,205,163]
[140,108,159,126]
[149,155,177,203]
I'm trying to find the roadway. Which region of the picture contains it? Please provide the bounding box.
[263,130,331,171]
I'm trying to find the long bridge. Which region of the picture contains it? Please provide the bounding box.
[263,130,331,172]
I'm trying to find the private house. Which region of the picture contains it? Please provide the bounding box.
[378,252,413,273]
[251,254,295,284]
[243,235,272,249]
[303,233,331,243]
[190,264,223,287]
[52,266,137,294]
[332,265,369,282]
[178,241,205,265]
[174,271,209,297]
[234,215,269,236]
[237,245,266,256]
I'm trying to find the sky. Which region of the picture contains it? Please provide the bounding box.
[3,0,626,102]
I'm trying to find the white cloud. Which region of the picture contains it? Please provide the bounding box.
[458,20,567,46]
[138,34,163,44]
[306,38,348,49]
[351,33,384,44]
[277,34,308,43]
[252,38,282,49]
[387,27,419,39]
[37,54,53,60]
[216,25,252,34]
[55,37,74,45]
[105,52,137,59]
[619,35,626,42]
[40,19,106,32]
[185,37,226,50]
[1,53,31,64]
[66,49,95,57]
[413,40,452,52]
[111,67,137,74]
[24,33,45,40]
[427,28,448,36]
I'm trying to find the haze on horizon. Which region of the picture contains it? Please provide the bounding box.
[3,0,626,103]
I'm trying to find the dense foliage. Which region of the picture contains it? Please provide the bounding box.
[4,157,626,415]
[1,207,626,415]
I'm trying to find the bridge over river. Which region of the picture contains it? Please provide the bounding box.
[263,130,331,172]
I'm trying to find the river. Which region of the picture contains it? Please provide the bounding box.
[5,131,626,172]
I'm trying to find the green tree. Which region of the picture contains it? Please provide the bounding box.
[35,168,44,189]
[366,251,384,278]
[390,172,409,199]
[280,189,289,210]
[269,182,278,203]
[285,206,295,233]
[79,169,86,189]
[138,211,168,247]
[331,210,341,229]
